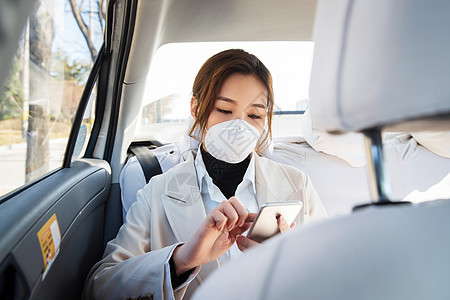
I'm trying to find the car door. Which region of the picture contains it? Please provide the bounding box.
[0,0,132,298]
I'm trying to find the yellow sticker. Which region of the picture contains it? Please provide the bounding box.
[37,214,61,277]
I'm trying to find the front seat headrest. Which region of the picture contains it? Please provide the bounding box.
[309,0,450,133]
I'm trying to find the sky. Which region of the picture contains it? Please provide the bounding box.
[53,0,104,65]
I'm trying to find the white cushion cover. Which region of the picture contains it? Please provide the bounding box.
[411,131,450,159]
[300,108,366,167]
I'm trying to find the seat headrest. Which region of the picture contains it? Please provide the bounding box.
[309,0,450,133]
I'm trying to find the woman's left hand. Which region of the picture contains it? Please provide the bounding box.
[236,215,296,252]
[277,215,296,233]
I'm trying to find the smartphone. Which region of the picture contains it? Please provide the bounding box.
[247,201,303,243]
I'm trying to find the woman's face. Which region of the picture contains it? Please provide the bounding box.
[192,73,268,134]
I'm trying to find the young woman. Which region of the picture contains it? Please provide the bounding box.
[83,49,327,300]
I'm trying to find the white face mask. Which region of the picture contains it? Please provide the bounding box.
[204,119,260,163]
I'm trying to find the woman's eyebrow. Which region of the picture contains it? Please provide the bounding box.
[252,103,266,109]
[217,96,266,109]
[217,96,236,103]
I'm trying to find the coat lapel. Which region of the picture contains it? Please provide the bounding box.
[160,153,220,281]
[161,153,206,243]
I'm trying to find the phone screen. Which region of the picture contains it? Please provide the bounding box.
[247,201,303,243]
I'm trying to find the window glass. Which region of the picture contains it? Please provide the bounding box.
[138,42,314,144]
[0,0,104,197]
[71,85,97,162]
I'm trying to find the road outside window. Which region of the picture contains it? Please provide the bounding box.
[0,0,104,197]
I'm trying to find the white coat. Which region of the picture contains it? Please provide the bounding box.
[83,152,327,300]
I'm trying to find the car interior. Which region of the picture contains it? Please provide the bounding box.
[193,1,450,298]
[0,0,449,299]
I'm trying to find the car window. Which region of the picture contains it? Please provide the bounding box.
[0,0,105,197]
[137,42,314,144]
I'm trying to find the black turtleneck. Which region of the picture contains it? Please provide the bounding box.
[200,146,250,199]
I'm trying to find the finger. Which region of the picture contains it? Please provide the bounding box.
[290,221,296,229]
[209,209,227,232]
[246,212,257,223]
[238,213,257,233]
[228,197,248,227]
[277,215,289,233]
[229,212,257,236]
[229,220,253,237]
[218,200,239,231]
[236,235,259,251]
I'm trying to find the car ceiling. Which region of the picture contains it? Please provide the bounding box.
[125,0,317,84]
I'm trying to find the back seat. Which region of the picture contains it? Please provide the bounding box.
[120,131,450,222]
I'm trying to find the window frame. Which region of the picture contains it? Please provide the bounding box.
[63,44,104,167]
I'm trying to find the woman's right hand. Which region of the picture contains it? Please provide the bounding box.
[172,196,255,276]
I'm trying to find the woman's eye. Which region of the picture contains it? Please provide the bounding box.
[217,108,232,114]
[248,114,261,119]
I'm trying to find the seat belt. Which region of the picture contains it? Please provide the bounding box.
[129,146,163,182]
